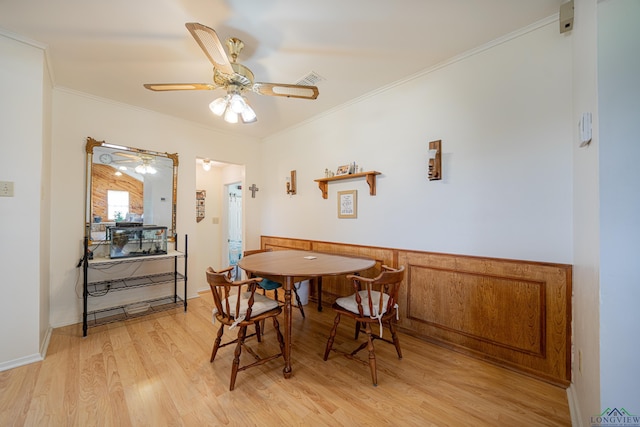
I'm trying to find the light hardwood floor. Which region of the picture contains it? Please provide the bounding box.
[0,292,571,426]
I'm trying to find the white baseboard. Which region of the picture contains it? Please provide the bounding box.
[0,326,52,372]
[567,384,583,427]
[40,326,52,359]
[0,353,43,372]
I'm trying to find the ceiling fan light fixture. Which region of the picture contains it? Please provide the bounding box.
[209,95,228,116]
[202,159,212,171]
[146,23,319,125]
[241,104,257,123]
[229,93,246,114]
[224,108,238,124]
[135,164,157,175]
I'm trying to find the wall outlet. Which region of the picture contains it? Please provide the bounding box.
[0,181,14,197]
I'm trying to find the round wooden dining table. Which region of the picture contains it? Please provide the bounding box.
[238,249,376,378]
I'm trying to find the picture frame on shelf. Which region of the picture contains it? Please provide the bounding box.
[337,190,357,219]
[336,165,350,176]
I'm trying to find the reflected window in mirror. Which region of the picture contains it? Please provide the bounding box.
[85,137,178,243]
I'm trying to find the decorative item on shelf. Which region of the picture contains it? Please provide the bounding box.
[428,139,442,181]
[124,302,151,315]
[286,170,297,195]
[196,190,206,222]
[248,183,259,198]
[336,164,350,176]
[337,190,357,218]
[108,225,168,258]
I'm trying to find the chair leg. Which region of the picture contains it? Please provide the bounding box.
[323,313,341,360]
[293,286,306,318]
[211,325,224,362]
[255,321,262,342]
[364,323,378,386]
[388,320,402,359]
[273,316,285,354]
[229,326,247,391]
[317,277,323,312]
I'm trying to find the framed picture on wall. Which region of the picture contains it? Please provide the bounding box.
[196,190,206,222]
[337,190,357,218]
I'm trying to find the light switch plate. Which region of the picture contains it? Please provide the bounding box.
[0,181,14,197]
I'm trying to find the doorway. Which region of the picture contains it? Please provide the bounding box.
[225,182,242,278]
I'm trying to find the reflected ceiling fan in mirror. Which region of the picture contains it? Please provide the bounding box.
[144,23,320,124]
[99,151,159,175]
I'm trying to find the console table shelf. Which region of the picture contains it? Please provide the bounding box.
[82,235,188,336]
[314,171,381,199]
[86,271,186,295]
[86,296,185,328]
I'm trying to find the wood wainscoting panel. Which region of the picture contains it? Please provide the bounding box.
[405,265,545,356]
[261,236,312,251]
[311,241,395,303]
[398,250,571,386]
[259,236,571,386]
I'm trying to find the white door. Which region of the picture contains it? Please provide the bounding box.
[225,182,242,278]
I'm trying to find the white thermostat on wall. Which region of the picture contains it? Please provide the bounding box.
[579,112,592,147]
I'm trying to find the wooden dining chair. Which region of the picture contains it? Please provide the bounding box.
[206,266,285,391]
[323,265,405,386]
[242,249,306,318]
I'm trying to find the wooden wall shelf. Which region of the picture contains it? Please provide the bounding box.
[314,171,381,199]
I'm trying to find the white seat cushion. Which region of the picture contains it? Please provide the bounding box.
[335,290,390,317]
[212,291,279,323]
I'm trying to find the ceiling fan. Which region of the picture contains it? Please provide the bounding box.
[143,22,320,124]
[100,151,159,175]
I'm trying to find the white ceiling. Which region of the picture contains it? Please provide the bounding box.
[0,0,563,139]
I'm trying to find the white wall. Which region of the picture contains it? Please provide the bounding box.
[0,34,46,368]
[261,20,573,264]
[49,89,261,327]
[571,0,601,424]
[598,0,640,411]
[39,41,53,356]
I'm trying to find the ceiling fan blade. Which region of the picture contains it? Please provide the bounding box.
[144,83,218,91]
[253,83,319,100]
[185,22,234,76]
[114,152,141,160]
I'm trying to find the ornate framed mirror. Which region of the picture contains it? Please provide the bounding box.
[85,137,178,243]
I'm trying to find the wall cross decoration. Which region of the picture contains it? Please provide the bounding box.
[248,184,259,198]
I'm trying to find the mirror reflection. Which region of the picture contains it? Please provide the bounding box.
[85,137,178,242]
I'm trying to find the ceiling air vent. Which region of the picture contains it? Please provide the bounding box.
[295,71,325,86]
